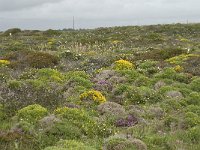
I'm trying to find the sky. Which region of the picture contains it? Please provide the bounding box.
[0,0,200,31]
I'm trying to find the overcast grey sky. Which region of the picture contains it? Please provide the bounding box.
[0,0,200,31]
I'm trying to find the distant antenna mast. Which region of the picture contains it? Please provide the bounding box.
[73,16,75,30]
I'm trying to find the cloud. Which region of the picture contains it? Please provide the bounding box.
[0,0,64,12]
[0,0,199,30]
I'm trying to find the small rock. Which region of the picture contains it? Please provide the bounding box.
[165,91,183,99]
[39,115,61,129]
[154,81,166,91]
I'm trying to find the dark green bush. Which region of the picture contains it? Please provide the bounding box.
[4,28,21,36]
[190,77,200,92]
[43,29,61,36]
[135,48,187,61]
[4,50,59,69]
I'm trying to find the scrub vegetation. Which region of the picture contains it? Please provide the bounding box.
[0,23,200,150]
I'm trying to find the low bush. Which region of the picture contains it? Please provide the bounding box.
[3,28,21,36]
[135,48,187,61]
[183,112,200,128]
[80,90,106,104]
[0,60,10,67]
[113,59,135,70]
[0,104,5,120]
[190,77,200,92]
[44,139,96,150]
[54,107,110,138]
[4,51,59,69]
[17,104,48,123]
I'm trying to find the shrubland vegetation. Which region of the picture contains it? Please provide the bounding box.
[0,23,200,150]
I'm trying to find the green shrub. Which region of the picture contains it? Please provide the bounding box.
[43,119,83,140]
[117,69,141,83]
[4,28,21,36]
[67,76,93,89]
[154,68,190,83]
[43,29,61,36]
[134,75,151,87]
[161,99,183,112]
[25,52,59,68]
[190,77,200,92]
[17,104,48,123]
[166,54,199,65]
[4,51,59,69]
[0,104,5,120]
[111,84,137,104]
[135,48,187,61]
[14,120,35,133]
[185,105,200,116]
[54,107,110,137]
[164,115,179,128]
[44,140,96,150]
[20,68,65,83]
[112,84,162,105]
[105,137,137,150]
[2,79,64,115]
[145,134,172,150]
[185,92,200,105]
[65,71,90,80]
[7,80,23,89]
[137,60,159,76]
[184,112,200,128]
[186,126,200,144]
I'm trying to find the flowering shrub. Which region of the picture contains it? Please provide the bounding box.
[80,90,106,104]
[0,60,10,67]
[17,104,48,123]
[113,59,134,70]
[174,65,184,72]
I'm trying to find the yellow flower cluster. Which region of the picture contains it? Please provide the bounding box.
[114,59,134,70]
[0,59,10,66]
[80,90,106,104]
[174,65,184,72]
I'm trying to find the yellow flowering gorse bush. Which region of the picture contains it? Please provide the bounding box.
[174,65,184,72]
[80,90,106,104]
[0,60,10,66]
[114,59,134,70]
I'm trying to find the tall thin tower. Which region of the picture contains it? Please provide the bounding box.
[73,16,75,30]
